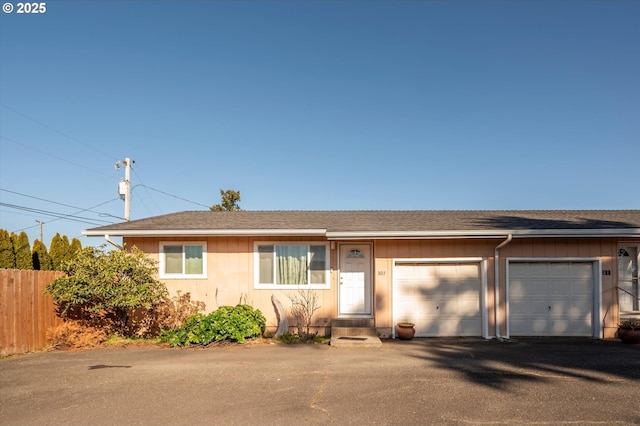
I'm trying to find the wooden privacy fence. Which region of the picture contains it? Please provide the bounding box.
[0,269,65,356]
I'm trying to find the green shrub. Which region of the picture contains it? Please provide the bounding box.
[45,245,167,337]
[160,304,266,347]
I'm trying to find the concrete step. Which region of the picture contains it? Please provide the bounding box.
[331,318,375,328]
[330,318,381,347]
[331,326,378,337]
[330,335,382,348]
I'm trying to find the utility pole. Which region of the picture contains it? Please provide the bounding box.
[116,157,134,222]
[35,219,43,242]
[124,157,132,222]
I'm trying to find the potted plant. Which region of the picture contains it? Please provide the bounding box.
[617,318,640,344]
[395,322,416,340]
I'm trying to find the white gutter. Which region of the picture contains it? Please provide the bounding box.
[104,234,124,250]
[328,228,640,240]
[83,228,640,239]
[494,234,513,339]
[83,229,327,237]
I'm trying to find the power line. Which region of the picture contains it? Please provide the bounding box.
[131,167,164,215]
[0,103,116,161]
[0,188,124,233]
[0,188,121,217]
[134,184,211,209]
[0,136,114,179]
[1,202,116,228]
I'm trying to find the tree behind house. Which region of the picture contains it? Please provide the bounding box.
[49,233,70,270]
[0,229,82,270]
[0,229,15,268]
[210,189,242,211]
[32,239,53,270]
[12,232,33,270]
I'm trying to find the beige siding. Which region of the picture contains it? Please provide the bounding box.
[125,235,640,339]
[125,236,337,336]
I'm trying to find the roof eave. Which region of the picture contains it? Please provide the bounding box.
[327,228,640,240]
[83,228,640,239]
[82,229,328,237]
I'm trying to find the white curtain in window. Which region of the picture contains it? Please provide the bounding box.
[185,245,203,275]
[276,245,307,284]
[164,246,183,274]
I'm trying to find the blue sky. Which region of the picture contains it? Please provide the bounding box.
[1,0,639,248]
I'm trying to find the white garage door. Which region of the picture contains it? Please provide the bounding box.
[509,262,594,336]
[394,262,482,337]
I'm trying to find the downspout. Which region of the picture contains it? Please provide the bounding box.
[104,234,124,250]
[494,234,513,339]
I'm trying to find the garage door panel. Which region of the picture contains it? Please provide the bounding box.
[439,319,463,335]
[528,281,551,296]
[550,320,570,334]
[459,301,480,316]
[571,263,594,278]
[509,262,594,337]
[395,262,482,337]
[453,278,481,292]
[550,280,571,295]
[572,280,593,293]
[530,300,551,314]
[531,319,550,334]
[510,300,531,314]
[459,319,481,335]
[509,280,528,297]
[564,303,592,319]
[510,319,529,333]
[548,263,571,276]
[416,322,439,336]
[511,262,548,277]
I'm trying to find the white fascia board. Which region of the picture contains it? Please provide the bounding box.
[327,228,640,240]
[82,227,640,239]
[82,229,328,237]
[508,229,640,237]
[327,231,507,240]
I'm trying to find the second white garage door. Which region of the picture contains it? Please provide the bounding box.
[508,261,595,336]
[394,262,482,337]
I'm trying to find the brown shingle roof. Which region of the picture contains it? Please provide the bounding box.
[83,210,640,238]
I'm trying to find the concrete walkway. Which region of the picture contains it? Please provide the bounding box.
[1,338,639,425]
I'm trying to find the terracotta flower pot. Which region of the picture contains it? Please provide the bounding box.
[396,323,415,340]
[617,328,640,344]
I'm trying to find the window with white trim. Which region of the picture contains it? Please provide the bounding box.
[255,243,329,289]
[160,242,207,279]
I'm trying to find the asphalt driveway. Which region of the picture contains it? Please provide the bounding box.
[1,338,639,425]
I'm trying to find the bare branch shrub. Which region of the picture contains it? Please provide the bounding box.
[288,289,321,339]
[138,291,206,337]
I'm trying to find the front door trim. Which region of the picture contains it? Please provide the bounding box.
[338,243,373,317]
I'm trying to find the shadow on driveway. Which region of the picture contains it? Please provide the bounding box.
[391,337,640,390]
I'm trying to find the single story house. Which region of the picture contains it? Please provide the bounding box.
[83,210,640,339]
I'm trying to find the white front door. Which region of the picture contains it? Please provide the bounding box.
[618,245,640,314]
[339,244,372,315]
